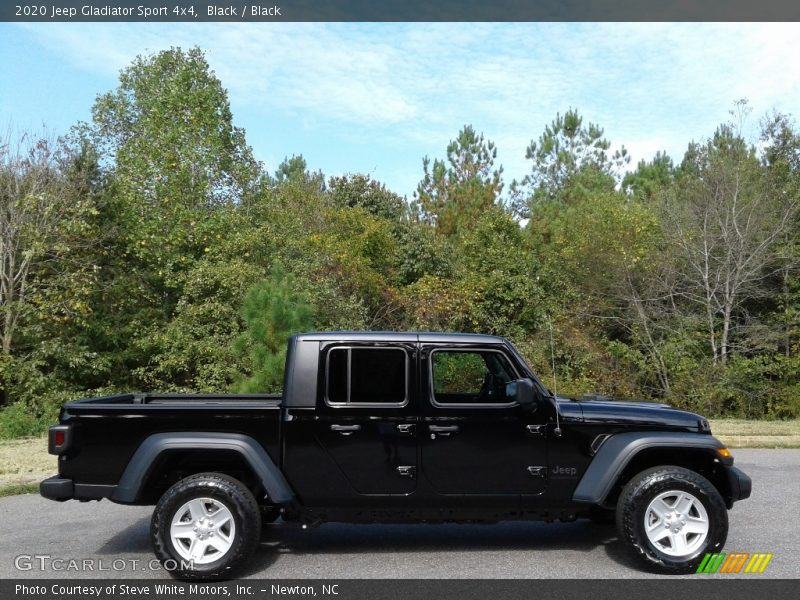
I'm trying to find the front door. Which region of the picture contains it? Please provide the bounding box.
[420,345,548,497]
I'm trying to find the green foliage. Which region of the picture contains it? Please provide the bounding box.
[515,108,629,214]
[83,47,263,394]
[732,354,800,419]
[415,125,503,236]
[134,257,264,391]
[0,402,51,439]
[457,207,543,336]
[432,352,487,394]
[271,155,325,191]
[623,151,675,201]
[0,353,81,438]
[0,482,41,497]
[328,174,405,222]
[3,48,799,436]
[92,46,259,208]
[234,269,315,393]
[403,274,476,332]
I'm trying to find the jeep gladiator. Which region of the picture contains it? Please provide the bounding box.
[41,332,751,578]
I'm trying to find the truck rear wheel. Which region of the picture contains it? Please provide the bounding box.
[151,472,261,579]
[616,465,728,573]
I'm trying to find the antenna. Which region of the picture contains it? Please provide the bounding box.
[548,316,558,397]
[548,316,562,438]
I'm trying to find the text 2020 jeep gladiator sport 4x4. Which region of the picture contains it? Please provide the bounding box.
[41,332,751,578]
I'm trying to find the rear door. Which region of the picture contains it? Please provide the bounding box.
[420,344,548,498]
[311,342,419,497]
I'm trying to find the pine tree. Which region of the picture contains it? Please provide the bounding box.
[414,125,503,236]
[234,268,314,393]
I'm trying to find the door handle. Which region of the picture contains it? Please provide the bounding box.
[527,466,546,478]
[526,424,547,437]
[429,425,459,436]
[397,465,416,479]
[330,424,361,435]
[397,423,416,436]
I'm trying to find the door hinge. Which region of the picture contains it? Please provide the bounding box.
[397,465,416,479]
[527,466,546,478]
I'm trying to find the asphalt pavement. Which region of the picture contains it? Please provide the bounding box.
[1,449,797,579]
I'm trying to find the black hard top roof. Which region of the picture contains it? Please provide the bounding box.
[293,331,508,345]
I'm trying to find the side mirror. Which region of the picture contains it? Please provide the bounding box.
[507,378,536,411]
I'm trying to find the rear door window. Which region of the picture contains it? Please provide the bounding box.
[326,347,408,406]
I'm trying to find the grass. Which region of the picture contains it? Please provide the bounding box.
[0,421,797,498]
[709,419,800,448]
[0,436,56,496]
[0,481,40,498]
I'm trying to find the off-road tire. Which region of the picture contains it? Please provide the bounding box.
[151,472,261,580]
[616,465,728,573]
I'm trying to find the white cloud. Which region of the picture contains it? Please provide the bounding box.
[12,22,800,194]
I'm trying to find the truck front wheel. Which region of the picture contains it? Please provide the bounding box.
[616,465,728,573]
[151,472,262,579]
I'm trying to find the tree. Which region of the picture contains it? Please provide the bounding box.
[665,121,798,364]
[760,112,800,358]
[135,254,263,391]
[623,151,675,202]
[328,173,405,222]
[0,132,96,357]
[81,48,264,391]
[394,220,452,286]
[515,108,629,215]
[547,189,673,394]
[458,207,542,336]
[234,268,314,393]
[91,46,260,209]
[0,131,101,409]
[271,155,325,191]
[415,125,503,235]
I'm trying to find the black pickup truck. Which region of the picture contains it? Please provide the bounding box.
[41,331,751,578]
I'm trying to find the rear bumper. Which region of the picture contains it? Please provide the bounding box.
[40,476,74,501]
[725,465,752,505]
[40,476,116,502]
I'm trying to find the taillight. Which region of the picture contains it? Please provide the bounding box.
[48,425,71,455]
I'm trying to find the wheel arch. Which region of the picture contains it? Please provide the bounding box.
[573,432,731,508]
[111,432,294,505]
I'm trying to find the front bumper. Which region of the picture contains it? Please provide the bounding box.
[725,465,752,505]
[40,475,74,501]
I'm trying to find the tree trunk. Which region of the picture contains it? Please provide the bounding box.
[721,304,732,364]
[783,262,791,357]
[627,274,671,396]
[706,308,718,364]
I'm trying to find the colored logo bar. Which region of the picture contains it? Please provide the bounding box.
[696,552,773,574]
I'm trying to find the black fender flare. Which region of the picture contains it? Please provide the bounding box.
[111,432,294,504]
[572,431,727,505]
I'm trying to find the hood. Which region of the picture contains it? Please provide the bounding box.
[555,395,710,432]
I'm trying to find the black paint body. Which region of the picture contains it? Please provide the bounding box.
[41,332,750,523]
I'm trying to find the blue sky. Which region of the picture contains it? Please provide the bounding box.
[2,22,800,198]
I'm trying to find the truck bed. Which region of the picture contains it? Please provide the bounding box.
[57,393,284,490]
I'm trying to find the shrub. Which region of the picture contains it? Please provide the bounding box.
[0,402,49,439]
